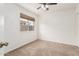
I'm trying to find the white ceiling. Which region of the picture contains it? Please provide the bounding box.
[18,3,77,15]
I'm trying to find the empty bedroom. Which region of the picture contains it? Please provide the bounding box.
[0,3,79,56]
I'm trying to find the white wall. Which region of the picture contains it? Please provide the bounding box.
[39,9,77,46]
[0,16,4,42]
[0,4,4,42]
[4,3,38,53]
[76,4,79,46]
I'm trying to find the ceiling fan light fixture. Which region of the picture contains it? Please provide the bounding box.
[45,5,48,8]
[41,4,44,9]
[41,4,49,10]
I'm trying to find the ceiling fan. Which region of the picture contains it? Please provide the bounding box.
[37,3,57,11]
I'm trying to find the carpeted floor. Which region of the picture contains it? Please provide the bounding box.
[5,40,79,56]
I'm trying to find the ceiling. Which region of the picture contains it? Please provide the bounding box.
[18,3,77,15]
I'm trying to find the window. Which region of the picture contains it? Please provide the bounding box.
[20,13,35,31]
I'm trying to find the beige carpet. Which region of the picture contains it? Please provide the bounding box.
[5,40,79,56]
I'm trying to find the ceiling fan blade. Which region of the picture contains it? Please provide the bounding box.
[46,3,57,5]
[39,3,57,5]
[37,6,41,9]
